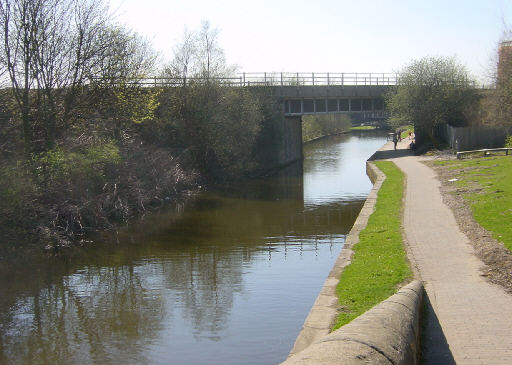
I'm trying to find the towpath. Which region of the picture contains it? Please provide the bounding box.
[374,140,512,365]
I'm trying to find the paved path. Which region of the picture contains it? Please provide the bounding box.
[378,140,512,365]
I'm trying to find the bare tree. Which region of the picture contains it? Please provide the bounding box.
[62,0,109,120]
[0,0,40,152]
[195,20,228,79]
[0,0,156,152]
[164,27,196,85]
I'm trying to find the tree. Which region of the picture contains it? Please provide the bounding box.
[386,56,478,145]
[487,40,512,129]
[0,0,39,153]
[194,20,233,79]
[0,0,155,153]
[164,28,196,84]
[92,25,155,85]
[163,21,234,83]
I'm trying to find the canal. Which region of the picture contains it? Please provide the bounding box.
[0,131,386,365]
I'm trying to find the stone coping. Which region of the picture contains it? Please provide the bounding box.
[281,280,424,365]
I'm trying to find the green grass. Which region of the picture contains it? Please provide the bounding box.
[333,161,412,330]
[400,125,414,140]
[350,125,377,131]
[434,156,512,251]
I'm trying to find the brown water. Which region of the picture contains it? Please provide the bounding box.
[0,131,386,365]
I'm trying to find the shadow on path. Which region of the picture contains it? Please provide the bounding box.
[421,292,456,365]
[368,148,414,161]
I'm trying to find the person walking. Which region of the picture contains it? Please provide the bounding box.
[392,132,398,150]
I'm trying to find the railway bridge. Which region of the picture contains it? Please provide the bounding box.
[143,72,397,123]
[243,72,395,123]
[140,72,397,167]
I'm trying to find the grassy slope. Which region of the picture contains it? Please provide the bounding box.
[435,156,512,251]
[333,161,412,330]
[350,126,377,131]
[400,125,414,140]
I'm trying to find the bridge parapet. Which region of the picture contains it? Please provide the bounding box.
[237,72,398,87]
[132,72,398,87]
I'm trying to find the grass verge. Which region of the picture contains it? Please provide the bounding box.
[350,125,377,131]
[333,161,412,330]
[400,125,414,140]
[433,156,512,251]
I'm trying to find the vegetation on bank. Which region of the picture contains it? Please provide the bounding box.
[385,48,512,149]
[0,2,283,250]
[350,125,376,131]
[302,114,351,142]
[399,125,414,139]
[333,161,411,329]
[506,135,512,148]
[386,56,479,146]
[434,156,512,251]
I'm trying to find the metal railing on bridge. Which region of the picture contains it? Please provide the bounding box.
[134,72,399,87]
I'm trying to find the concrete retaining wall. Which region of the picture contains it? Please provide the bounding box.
[366,160,380,184]
[282,161,423,365]
[278,116,303,166]
[438,124,509,151]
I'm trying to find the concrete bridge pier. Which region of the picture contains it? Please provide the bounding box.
[277,116,303,166]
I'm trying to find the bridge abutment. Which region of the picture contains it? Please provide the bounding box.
[278,116,303,166]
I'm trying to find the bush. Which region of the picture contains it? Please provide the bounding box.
[506,135,512,148]
[30,142,121,190]
[302,114,351,142]
[386,56,478,145]
[168,82,266,180]
[0,162,39,236]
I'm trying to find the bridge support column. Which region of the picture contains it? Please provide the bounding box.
[278,116,303,166]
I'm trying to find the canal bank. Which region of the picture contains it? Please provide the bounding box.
[0,132,388,365]
[290,138,512,365]
[287,158,389,356]
[285,143,420,364]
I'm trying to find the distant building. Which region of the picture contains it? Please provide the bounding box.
[497,40,512,83]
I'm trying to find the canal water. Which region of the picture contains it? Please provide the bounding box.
[0,131,386,365]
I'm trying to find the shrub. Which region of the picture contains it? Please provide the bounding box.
[505,135,512,148]
[302,114,351,142]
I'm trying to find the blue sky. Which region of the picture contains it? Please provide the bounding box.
[108,0,512,82]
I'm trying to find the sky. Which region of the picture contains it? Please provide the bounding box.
[107,0,512,83]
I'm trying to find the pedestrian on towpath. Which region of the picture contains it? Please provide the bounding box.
[393,133,398,150]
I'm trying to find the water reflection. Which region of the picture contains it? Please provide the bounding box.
[1,265,165,364]
[0,131,386,365]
